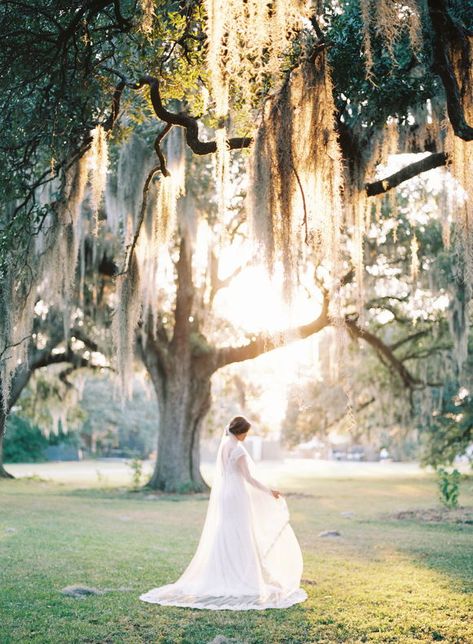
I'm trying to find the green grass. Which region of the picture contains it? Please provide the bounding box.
[1,466,472,643]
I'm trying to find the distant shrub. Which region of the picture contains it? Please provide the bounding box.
[4,416,48,463]
[48,426,80,447]
[128,457,143,489]
[4,416,81,463]
[436,467,461,509]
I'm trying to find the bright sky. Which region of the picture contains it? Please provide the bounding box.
[212,251,324,432]
[215,263,323,333]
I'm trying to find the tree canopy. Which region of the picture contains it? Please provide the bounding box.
[0,0,472,485]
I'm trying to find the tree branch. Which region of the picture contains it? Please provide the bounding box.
[216,297,329,370]
[345,317,427,389]
[365,152,447,196]
[427,0,473,141]
[101,68,253,155]
[389,329,430,351]
[58,355,113,389]
[171,236,194,348]
[208,252,247,305]
[117,164,160,276]
[323,396,376,434]
[154,123,173,176]
[103,80,126,132]
[142,75,253,155]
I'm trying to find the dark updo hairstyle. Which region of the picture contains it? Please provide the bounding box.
[228,415,251,436]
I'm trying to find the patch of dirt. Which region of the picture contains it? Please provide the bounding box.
[386,507,473,524]
[61,585,132,599]
[61,585,104,598]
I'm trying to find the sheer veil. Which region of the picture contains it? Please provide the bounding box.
[169,425,229,586]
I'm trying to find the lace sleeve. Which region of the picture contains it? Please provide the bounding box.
[236,452,272,495]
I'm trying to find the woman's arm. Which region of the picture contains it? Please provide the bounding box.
[236,453,277,496]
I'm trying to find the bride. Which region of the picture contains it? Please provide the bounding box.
[140,415,308,610]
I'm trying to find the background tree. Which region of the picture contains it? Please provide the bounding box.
[283,163,473,466]
[0,311,101,477]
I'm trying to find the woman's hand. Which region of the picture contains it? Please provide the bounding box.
[271,489,282,499]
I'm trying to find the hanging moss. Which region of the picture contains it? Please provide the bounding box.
[89,125,108,227]
[113,253,142,399]
[105,127,189,393]
[359,0,424,78]
[247,56,344,300]
[0,155,89,411]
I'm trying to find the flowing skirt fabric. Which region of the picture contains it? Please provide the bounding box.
[140,465,307,611]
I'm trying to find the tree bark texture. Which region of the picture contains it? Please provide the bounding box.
[0,410,14,479]
[145,351,212,493]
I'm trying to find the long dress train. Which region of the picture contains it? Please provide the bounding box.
[139,431,307,610]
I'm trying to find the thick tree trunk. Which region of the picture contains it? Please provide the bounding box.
[0,411,14,479]
[139,315,213,493]
[146,365,212,492]
[138,236,215,493]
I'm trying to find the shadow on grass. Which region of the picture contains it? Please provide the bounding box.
[361,507,473,594]
[62,486,211,503]
[398,526,473,594]
[383,506,473,525]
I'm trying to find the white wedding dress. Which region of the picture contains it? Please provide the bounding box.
[139,430,307,610]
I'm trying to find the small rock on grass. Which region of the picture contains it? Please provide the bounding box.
[207,637,243,644]
[318,530,341,537]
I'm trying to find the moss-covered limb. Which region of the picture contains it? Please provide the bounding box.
[365,152,448,196]
[105,63,447,202]
[215,295,330,370]
[120,165,161,277]
[344,317,444,390]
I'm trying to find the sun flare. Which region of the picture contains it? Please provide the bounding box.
[212,254,324,431]
[214,256,324,335]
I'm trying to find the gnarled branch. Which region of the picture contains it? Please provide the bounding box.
[142,75,253,155]
[215,296,330,370]
[345,317,441,389]
[102,67,253,155]
[365,152,447,196]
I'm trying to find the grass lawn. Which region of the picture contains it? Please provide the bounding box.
[1,461,472,643]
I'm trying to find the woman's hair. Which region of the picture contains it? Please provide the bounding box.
[228,415,251,435]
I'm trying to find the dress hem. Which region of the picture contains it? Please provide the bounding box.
[138,588,308,611]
